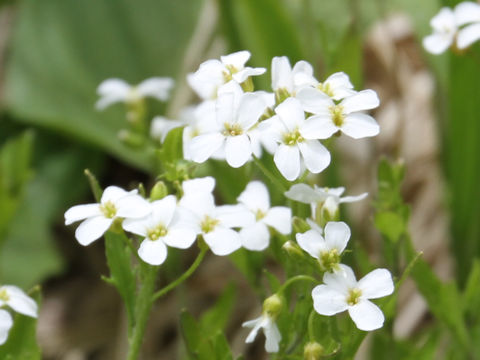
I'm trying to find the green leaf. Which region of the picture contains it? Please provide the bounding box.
[0,286,41,359]
[200,283,236,335]
[4,0,204,171]
[104,230,136,329]
[374,211,406,243]
[463,259,480,322]
[211,332,233,360]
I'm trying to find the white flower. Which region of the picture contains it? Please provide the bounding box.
[178,178,255,255]
[242,313,282,353]
[285,184,367,220]
[311,264,394,331]
[295,72,356,101]
[423,8,457,54]
[296,89,380,139]
[296,222,350,271]
[65,186,151,246]
[271,56,314,96]
[122,195,197,265]
[0,309,13,345]
[260,97,331,181]
[187,50,266,100]
[237,181,291,251]
[95,77,174,110]
[150,116,186,143]
[189,83,268,168]
[454,1,480,49]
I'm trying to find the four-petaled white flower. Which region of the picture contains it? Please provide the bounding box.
[312,264,394,331]
[296,221,350,272]
[454,2,480,49]
[296,88,380,139]
[0,285,38,345]
[187,50,266,100]
[242,313,282,353]
[179,178,255,255]
[189,82,268,168]
[237,181,291,251]
[95,77,174,110]
[423,7,458,54]
[260,97,331,180]
[295,71,356,101]
[271,56,314,97]
[285,184,367,220]
[123,195,197,266]
[65,186,151,246]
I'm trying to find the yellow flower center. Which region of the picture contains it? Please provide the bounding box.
[0,288,9,302]
[319,248,340,272]
[255,209,266,221]
[201,215,220,234]
[147,225,168,240]
[329,105,345,127]
[346,288,362,306]
[317,82,334,97]
[283,129,304,146]
[100,201,117,219]
[222,123,243,137]
[223,64,238,82]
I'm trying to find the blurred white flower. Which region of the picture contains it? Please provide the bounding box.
[271,56,313,96]
[260,97,331,180]
[123,195,197,265]
[312,264,394,331]
[237,181,291,251]
[95,77,174,110]
[423,8,457,54]
[296,222,350,271]
[150,116,186,143]
[296,89,380,139]
[187,50,266,100]
[454,1,480,49]
[65,186,151,246]
[0,285,38,345]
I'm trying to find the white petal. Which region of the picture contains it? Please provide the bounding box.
[275,97,305,131]
[341,90,380,114]
[187,59,225,100]
[341,113,380,139]
[221,50,251,69]
[232,67,266,83]
[136,77,174,101]
[271,56,292,91]
[431,7,456,30]
[180,193,216,218]
[75,216,113,246]
[148,195,177,226]
[122,217,148,237]
[323,264,357,293]
[284,184,324,203]
[237,93,267,129]
[216,91,236,127]
[296,87,332,115]
[423,33,454,54]
[225,135,252,168]
[311,285,348,315]
[243,316,262,343]
[457,23,480,49]
[264,321,282,353]
[292,60,313,78]
[0,310,13,345]
[101,186,130,203]
[274,144,301,181]
[182,176,215,196]
[116,195,151,219]
[298,141,331,174]
[348,300,385,331]
[150,116,185,142]
[189,133,225,163]
[301,115,338,140]
[204,227,242,255]
[3,286,37,318]
[95,79,130,110]
[340,192,368,203]
[240,223,270,251]
[296,229,326,259]
[325,72,354,100]
[216,205,255,228]
[238,181,270,212]
[64,204,101,225]
[455,2,480,26]
[138,239,168,266]
[162,227,197,249]
[324,221,350,253]
[358,269,394,299]
[263,207,292,234]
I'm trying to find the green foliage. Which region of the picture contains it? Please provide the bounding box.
[0,286,41,360]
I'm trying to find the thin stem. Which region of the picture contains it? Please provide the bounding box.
[307,310,316,340]
[126,265,159,360]
[152,247,207,301]
[252,156,288,193]
[277,275,317,294]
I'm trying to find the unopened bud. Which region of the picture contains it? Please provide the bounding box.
[321,197,340,223]
[293,216,310,234]
[282,240,305,259]
[118,129,145,148]
[150,181,168,201]
[263,294,283,319]
[304,341,324,360]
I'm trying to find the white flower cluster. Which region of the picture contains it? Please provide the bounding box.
[65,179,291,265]
[423,1,480,54]
[153,51,380,181]
[0,285,38,345]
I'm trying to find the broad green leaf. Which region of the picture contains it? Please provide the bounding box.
[4,0,204,171]
[211,332,233,360]
[103,230,136,330]
[462,259,480,322]
[0,286,41,360]
[200,283,236,334]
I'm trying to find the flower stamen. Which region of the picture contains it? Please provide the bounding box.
[346,288,362,306]
[100,201,117,219]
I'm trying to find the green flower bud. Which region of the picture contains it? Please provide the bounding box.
[282,240,305,259]
[293,216,310,234]
[263,294,283,319]
[150,181,168,201]
[304,341,324,360]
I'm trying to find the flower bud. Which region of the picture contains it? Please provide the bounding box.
[293,216,310,234]
[263,294,283,319]
[282,240,305,259]
[304,341,324,360]
[321,197,340,223]
[150,181,168,201]
[118,129,145,148]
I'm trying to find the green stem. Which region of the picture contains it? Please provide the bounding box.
[152,248,207,301]
[307,310,316,340]
[252,156,288,193]
[277,275,317,294]
[127,265,159,360]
